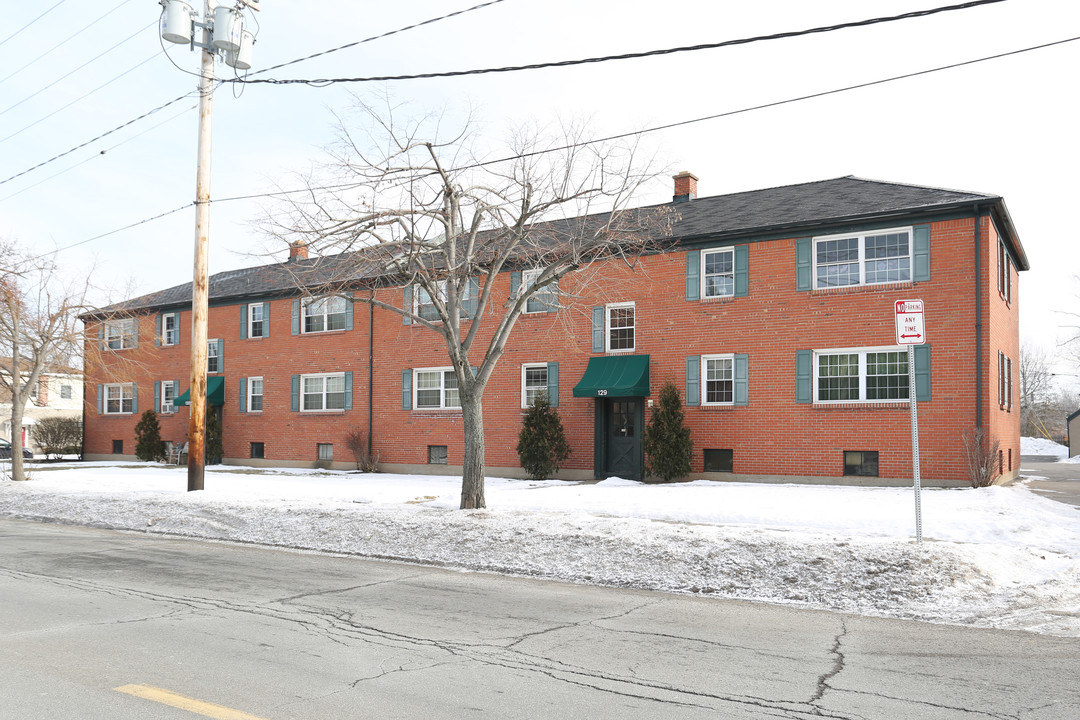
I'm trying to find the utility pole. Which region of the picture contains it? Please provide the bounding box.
[160,0,258,491]
[187,0,215,492]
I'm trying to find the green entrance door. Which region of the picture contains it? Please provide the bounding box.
[601,398,643,480]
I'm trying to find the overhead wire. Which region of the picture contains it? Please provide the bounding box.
[0,0,136,85]
[229,0,1008,87]
[0,1,67,50]
[32,33,1080,263]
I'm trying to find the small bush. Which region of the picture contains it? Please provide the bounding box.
[33,416,82,459]
[134,410,166,462]
[962,426,1000,487]
[344,427,380,472]
[516,393,571,480]
[643,380,693,482]
[205,410,223,465]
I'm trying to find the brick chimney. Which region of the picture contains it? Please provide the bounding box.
[672,171,698,203]
[289,240,309,261]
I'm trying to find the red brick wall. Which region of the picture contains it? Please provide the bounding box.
[84,214,1019,484]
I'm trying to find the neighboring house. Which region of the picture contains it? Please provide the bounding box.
[1069,408,1080,459]
[81,175,1026,485]
[0,360,84,453]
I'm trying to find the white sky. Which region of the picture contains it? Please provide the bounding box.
[2,0,1078,382]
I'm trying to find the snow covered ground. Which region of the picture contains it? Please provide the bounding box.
[3,458,1080,637]
[1021,436,1074,460]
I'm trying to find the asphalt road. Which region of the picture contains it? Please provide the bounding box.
[2,519,1079,719]
[1020,460,1080,508]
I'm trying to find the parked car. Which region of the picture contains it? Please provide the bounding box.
[0,438,34,460]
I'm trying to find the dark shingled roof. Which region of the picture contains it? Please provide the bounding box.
[94,175,1025,315]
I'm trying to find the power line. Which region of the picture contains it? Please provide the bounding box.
[0,91,199,187]
[0,0,135,85]
[37,34,1077,263]
[0,20,156,118]
[0,1,66,50]
[231,0,1007,86]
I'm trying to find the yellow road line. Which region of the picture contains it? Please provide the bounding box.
[114,684,272,720]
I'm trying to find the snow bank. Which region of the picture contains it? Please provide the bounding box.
[1021,436,1070,458]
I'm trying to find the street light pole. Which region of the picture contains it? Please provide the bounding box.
[186,0,215,492]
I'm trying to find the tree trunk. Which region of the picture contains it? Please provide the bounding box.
[9,403,26,481]
[459,395,486,509]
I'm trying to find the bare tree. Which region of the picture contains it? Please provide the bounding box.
[0,242,94,481]
[263,101,672,508]
[1019,343,1054,437]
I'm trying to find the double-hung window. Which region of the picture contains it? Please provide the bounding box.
[207,340,221,374]
[998,242,1013,304]
[248,377,263,412]
[414,368,460,410]
[814,347,908,403]
[813,227,912,289]
[162,313,178,346]
[702,248,735,298]
[160,380,176,414]
[104,319,136,350]
[521,269,557,313]
[248,303,265,338]
[302,373,345,411]
[606,302,635,352]
[415,283,443,322]
[104,383,134,414]
[998,352,1012,410]
[702,355,734,405]
[522,364,549,407]
[303,296,347,333]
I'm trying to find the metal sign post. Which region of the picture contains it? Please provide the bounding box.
[895,299,925,543]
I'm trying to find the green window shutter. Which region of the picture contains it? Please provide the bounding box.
[402,370,412,410]
[216,339,225,373]
[344,371,353,411]
[155,315,162,347]
[796,237,812,291]
[402,286,413,325]
[685,250,700,301]
[914,345,931,401]
[239,378,247,413]
[510,271,521,300]
[913,225,931,282]
[175,314,181,342]
[262,301,270,338]
[345,294,354,331]
[240,304,247,339]
[291,299,300,335]
[96,385,103,414]
[686,356,700,407]
[591,307,604,352]
[290,375,300,411]
[734,245,749,298]
[796,349,812,403]
[154,382,161,413]
[131,384,138,414]
[734,354,749,406]
[547,361,559,407]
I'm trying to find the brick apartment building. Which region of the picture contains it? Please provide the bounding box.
[83,175,1027,485]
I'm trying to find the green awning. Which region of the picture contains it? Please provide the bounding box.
[175,376,226,407]
[572,355,650,398]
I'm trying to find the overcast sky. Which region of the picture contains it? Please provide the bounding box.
[2,0,1078,384]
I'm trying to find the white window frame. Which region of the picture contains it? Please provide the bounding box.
[160,380,177,414]
[813,345,910,404]
[521,363,550,408]
[248,376,263,412]
[301,372,346,412]
[521,269,557,313]
[162,313,178,346]
[812,226,913,290]
[317,443,333,461]
[103,383,134,414]
[302,296,347,334]
[60,385,72,400]
[248,303,265,338]
[413,367,461,410]
[999,352,1012,410]
[104,319,136,350]
[701,247,735,299]
[606,302,635,353]
[207,339,220,374]
[701,354,734,406]
[998,242,1013,304]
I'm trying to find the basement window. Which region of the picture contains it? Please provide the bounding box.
[703,449,733,473]
[250,442,264,459]
[843,451,878,477]
[428,445,448,465]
